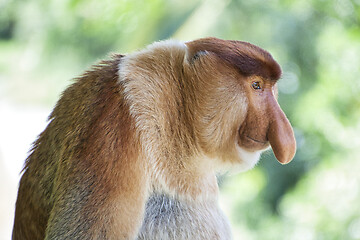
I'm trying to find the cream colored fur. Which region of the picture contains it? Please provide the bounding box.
[119,40,264,239]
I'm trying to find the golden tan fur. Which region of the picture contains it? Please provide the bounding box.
[13,38,296,239]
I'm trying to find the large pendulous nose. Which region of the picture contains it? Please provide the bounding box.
[266,98,296,164]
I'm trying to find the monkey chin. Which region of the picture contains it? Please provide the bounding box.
[227,144,269,174]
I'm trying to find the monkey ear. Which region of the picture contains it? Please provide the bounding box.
[185,48,208,64]
[192,50,208,61]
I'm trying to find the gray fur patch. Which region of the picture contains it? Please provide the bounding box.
[137,193,232,240]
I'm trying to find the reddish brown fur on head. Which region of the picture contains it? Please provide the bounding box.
[186,37,282,80]
[186,37,296,164]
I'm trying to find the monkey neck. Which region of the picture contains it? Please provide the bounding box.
[145,141,219,201]
[150,161,219,202]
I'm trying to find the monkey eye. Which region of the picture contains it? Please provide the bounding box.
[251,81,261,90]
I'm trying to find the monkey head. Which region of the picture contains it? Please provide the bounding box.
[184,38,296,171]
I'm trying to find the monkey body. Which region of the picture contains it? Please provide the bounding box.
[13,38,296,239]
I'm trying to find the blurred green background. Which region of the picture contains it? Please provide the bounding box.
[1,0,360,239]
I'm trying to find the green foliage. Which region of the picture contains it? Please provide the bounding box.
[1,0,360,238]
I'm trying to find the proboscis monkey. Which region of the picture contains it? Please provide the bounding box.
[12,37,296,240]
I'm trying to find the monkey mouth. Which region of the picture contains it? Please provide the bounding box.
[246,135,268,145]
[237,122,270,151]
[237,132,269,151]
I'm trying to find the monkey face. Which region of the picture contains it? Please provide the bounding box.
[192,70,295,170]
[186,38,296,169]
[237,76,296,165]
